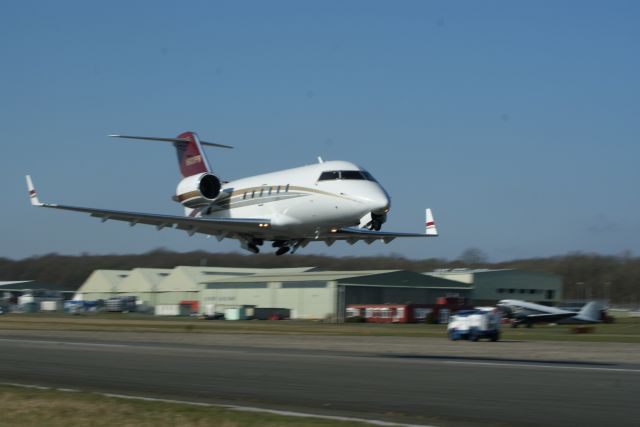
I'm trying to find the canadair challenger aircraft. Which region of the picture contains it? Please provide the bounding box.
[26,131,437,255]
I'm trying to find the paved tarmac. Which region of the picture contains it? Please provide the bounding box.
[0,330,638,427]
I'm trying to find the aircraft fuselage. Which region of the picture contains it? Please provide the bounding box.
[200,160,391,239]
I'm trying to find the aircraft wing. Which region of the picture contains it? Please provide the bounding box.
[523,312,577,323]
[319,227,435,246]
[25,176,269,237]
[323,209,438,244]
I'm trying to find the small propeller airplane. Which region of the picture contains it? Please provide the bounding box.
[497,299,603,328]
[26,131,438,255]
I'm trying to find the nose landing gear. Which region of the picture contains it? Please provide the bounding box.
[368,212,386,231]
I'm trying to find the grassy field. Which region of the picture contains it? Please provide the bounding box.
[2,313,640,343]
[0,384,374,427]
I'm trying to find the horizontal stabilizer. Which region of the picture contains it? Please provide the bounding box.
[109,134,233,149]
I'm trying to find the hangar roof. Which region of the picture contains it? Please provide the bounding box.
[0,280,33,288]
[157,266,317,291]
[201,269,470,290]
[200,270,391,285]
[116,268,172,292]
[0,280,78,292]
[75,270,130,292]
[338,270,472,289]
[425,268,561,285]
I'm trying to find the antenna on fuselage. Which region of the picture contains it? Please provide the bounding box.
[317,156,324,163]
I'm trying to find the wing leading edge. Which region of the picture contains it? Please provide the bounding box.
[319,209,438,245]
[319,227,436,246]
[25,175,270,239]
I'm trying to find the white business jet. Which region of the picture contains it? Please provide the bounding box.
[26,131,437,255]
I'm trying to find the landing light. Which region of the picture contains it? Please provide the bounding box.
[258,223,270,228]
[330,228,338,233]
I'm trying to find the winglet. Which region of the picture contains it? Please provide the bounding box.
[25,175,43,206]
[425,208,438,236]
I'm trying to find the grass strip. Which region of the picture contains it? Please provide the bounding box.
[0,384,400,427]
[2,314,640,343]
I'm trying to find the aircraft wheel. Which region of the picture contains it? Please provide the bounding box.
[275,246,290,256]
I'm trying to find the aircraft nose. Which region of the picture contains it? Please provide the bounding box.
[370,187,391,213]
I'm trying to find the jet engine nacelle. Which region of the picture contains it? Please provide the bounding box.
[175,173,221,208]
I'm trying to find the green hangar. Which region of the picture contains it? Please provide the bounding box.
[424,269,563,305]
[75,267,472,320]
[74,267,562,319]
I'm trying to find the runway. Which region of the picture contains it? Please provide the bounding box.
[0,331,638,427]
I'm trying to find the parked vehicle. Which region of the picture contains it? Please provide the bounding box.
[106,296,137,313]
[447,309,501,342]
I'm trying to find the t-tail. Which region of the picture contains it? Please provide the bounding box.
[109,132,233,215]
[174,131,211,177]
[109,131,232,178]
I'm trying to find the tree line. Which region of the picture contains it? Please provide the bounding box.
[1,249,639,305]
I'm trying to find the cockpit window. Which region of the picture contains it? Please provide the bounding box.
[319,171,340,181]
[340,170,365,180]
[361,170,378,183]
[318,170,378,181]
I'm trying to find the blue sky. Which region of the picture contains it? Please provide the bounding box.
[1,1,639,261]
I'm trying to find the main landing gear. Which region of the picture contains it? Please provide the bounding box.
[242,239,303,255]
[272,240,292,256]
[241,238,264,254]
[272,240,303,256]
[275,246,290,256]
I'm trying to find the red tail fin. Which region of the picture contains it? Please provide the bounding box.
[174,132,211,178]
[109,131,232,178]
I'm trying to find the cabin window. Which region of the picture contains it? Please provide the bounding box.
[259,188,264,197]
[276,185,281,194]
[285,184,290,192]
[268,187,272,195]
[242,192,247,200]
[251,190,255,198]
